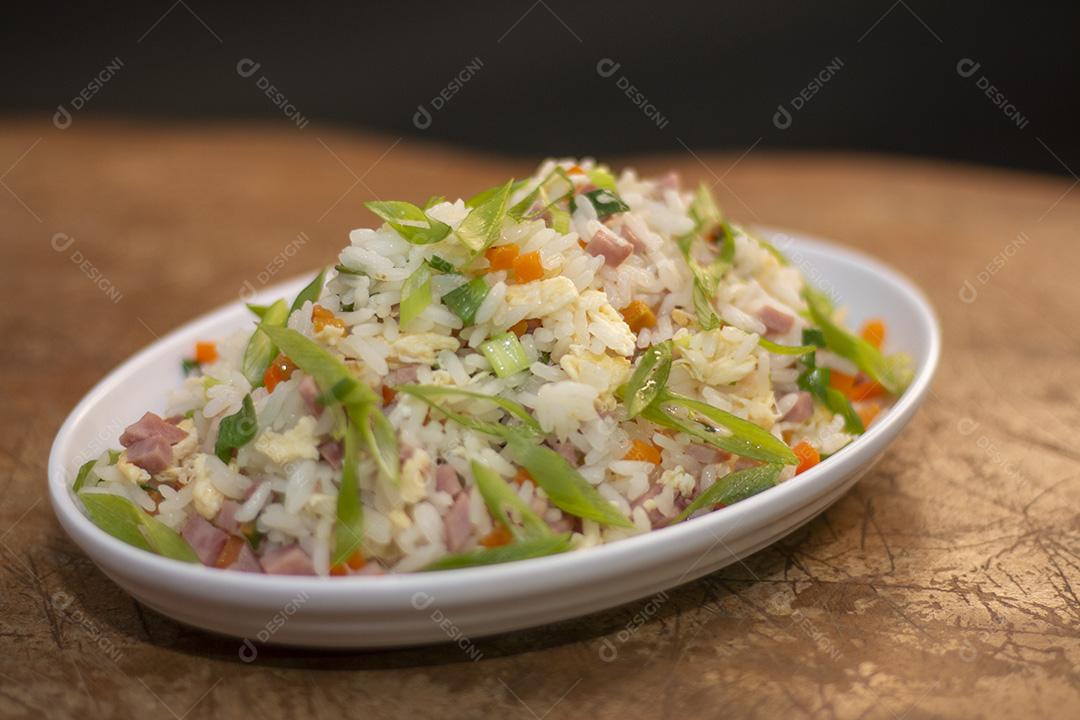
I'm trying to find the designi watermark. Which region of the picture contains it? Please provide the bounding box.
[956,58,1029,130]
[51,232,123,304]
[596,58,669,130]
[51,591,124,663]
[53,57,125,130]
[238,231,310,300]
[597,590,669,661]
[238,591,310,662]
[773,57,845,130]
[413,57,485,130]
[958,231,1028,303]
[410,591,483,660]
[237,58,310,130]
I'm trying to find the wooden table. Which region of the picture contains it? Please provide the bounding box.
[2,120,1078,719]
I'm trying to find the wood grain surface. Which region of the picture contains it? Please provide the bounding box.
[2,119,1078,720]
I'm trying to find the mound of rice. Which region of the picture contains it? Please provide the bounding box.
[72,159,909,575]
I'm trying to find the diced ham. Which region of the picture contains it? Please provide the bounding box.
[548,515,578,534]
[685,444,730,465]
[259,544,316,575]
[212,500,242,536]
[734,457,762,471]
[444,493,472,552]
[435,464,462,496]
[181,514,228,567]
[125,435,173,475]
[227,543,264,573]
[756,305,795,335]
[586,228,634,267]
[383,365,420,386]
[120,412,188,447]
[620,223,648,253]
[319,440,343,470]
[780,391,814,424]
[631,484,668,529]
[297,375,323,417]
[549,439,578,466]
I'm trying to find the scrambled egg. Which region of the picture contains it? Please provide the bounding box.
[580,290,636,356]
[189,453,225,520]
[559,345,631,408]
[675,326,758,386]
[171,418,198,462]
[254,416,321,466]
[497,276,577,324]
[314,323,346,346]
[390,333,460,364]
[400,447,432,504]
[116,452,151,485]
[388,508,411,531]
[658,466,696,496]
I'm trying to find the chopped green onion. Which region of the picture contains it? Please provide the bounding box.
[757,337,817,355]
[241,298,289,386]
[365,200,452,245]
[688,182,722,230]
[426,255,455,273]
[466,179,527,209]
[479,333,530,378]
[399,264,433,328]
[505,434,633,528]
[716,222,736,263]
[457,179,514,253]
[586,167,618,192]
[333,421,363,564]
[512,169,574,220]
[72,459,97,493]
[673,464,782,523]
[423,195,447,209]
[395,384,542,435]
[441,277,489,325]
[108,449,122,464]
[802,328,825,348]
[356,403,400,484]
[471,461,550,539]
[215,394,258,462]
[289,268,326,314]
[572,188,630,219]
[803,289,911,395]
[245,303,271,319]
[549,206,571,233]
[257,325,377,407]
[423,533,572,571]
[333,263,365,276]
[79,492,200,563]
[181,358,201,377]
[797,361,863,434]
[620,340,672,418]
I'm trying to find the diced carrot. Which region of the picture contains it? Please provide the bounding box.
[577,239,587,249]
[330,550,365,576]
[860,319,886,349]
[623,439,662,464]
[195,341,218,364]
[830,370,886,401]
[329,563,349,576]
[381,385,397,405]
[513,467,533,486]
[567,164,585,175]
[620,300,656,334]
[480,525,513,548]
[509,320,530,337]
[793,441,820,475]
[312,304,346,333]
[263,353,297,392]
[512,251,544,283]
[857,402,881,428]
[485,243,519,271]
[214,536,246,569]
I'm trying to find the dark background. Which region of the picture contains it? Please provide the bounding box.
[4,1,1077,175]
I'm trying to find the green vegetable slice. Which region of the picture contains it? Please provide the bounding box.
[258,325,377,407]
[289,268,326,314]
[241,298,289,386]
[471,461,550,540]
[395,384,542,435]
[505,434,633,528]
[673,464,782,523]
[399,263,433,328]
[511,169,574,220]
[423,533,573,571]
[803,288,911,395]
[797,357,863,434]
[333,421,363,564]
[334,263,365,276]
[441,277,490,326]
[79,492,200,563]
[466,179,527,209]
[72,459,97,493]
[215,394,258,462]
[757,337,818,355]
[457,179,514,253]
[356,403,400,484]
[365,200,452,245]
[620,340,672,418]
[572,188,629,219]
[479,333,530,378]
[549,206,571,233]
[586,166,618,191]
[426,255,455,273]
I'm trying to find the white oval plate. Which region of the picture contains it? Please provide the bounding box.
[49,230,940,648]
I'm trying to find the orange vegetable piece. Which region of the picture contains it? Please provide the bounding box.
[860,319,886,349]
[381,385,397,405]
[262,353,297,392]
[479,525,513,548]
[623,439,662,464]
[830,370,886,401]
[857,402,881,428]
[512,251,544,283]
[311,304,346,333]
[195,341,218,364]
[619,300,656,334]
[793,441,820,475]
[214,536,246,569]
[566,164,585,175]
[485,243,519,271]
[330,550,365,576]
[509,320,530,337]
[513,467,534,486]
